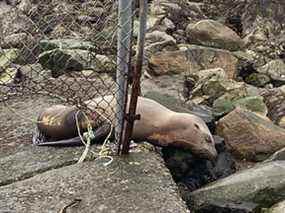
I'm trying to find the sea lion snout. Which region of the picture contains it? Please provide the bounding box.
[182,115,218,161]
[200,133,218,162]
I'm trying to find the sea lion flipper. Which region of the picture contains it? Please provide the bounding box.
[92,123,113,141]
[35,136,83,146]
[33,123,112,146]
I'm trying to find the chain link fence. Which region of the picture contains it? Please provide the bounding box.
[0,0,145,154]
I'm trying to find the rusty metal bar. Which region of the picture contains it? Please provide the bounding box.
[121,0,148,154]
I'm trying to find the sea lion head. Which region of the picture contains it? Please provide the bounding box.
[170,113,218,161]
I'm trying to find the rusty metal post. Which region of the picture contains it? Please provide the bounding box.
[121,0,148,154]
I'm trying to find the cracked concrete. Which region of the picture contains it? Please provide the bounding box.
[0,95,189,213]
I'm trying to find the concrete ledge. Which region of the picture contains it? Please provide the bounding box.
[0,151,189,213]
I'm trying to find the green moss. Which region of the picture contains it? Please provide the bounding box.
[245,73,271,87]
[0,49,20,70]
[213,95,267,117]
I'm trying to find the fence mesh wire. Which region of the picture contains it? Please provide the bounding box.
[0,0,137,150]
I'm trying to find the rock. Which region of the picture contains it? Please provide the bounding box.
[257,59,285,84]
[240,0,285,60]
[39,49,115,77]
[267,200,285,213]
[2,33,31,49]
[217,107,285,161]
[151,17,175,33]
[190,161,285,212]
[182,68,223,102]
[173,29,187,44]
[162,136,235,204]
[150,0,206,30]
[162,139,236,192]
[148,45,238,78]
[145,31,177,55]
[0,49,20,73]
[0,9,35,38]
[148,50,188,75]
[192,201,259,213]
[143,90,214,128]
[0,67,19,84]
[20,63,51,82]
[141,74,186,99]
[39,39,97,52]
[17,0,33,14]
[135,15,175,35]
[213,95,268,118]
[41,72,116,102]
[265,147,285,162]
[245,73,271,87]
[192,68,227,80]
[213,93,268,117]
[232,50,262,82]
[189,72,257,106]
[186,19,244,51]
[279,117,285,129]
[260,86,285,127]
[0,1,12,16]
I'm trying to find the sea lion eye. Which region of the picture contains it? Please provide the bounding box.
[194,123,200,130]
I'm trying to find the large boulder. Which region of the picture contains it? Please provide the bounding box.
[217,107,285,161]
[190,161,285,212]
[145,31,177,55]
[39,39,97,52]
[148,45,238,78]
[213,95,268,118]
[39,49,115,77]
[186,19,244,51]
[187,69,259,106]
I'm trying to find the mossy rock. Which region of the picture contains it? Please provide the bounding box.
[190,161,285,212]
[245,73,271,87]
[39,49,115,77]
[39,39,97,52]
[213,95,267,117]
[0,49,20,72]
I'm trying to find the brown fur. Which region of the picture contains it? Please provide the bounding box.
[37,105,95,140]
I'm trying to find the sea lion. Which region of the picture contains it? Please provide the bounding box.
[85,95,218,160]
[35,96,217,160]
